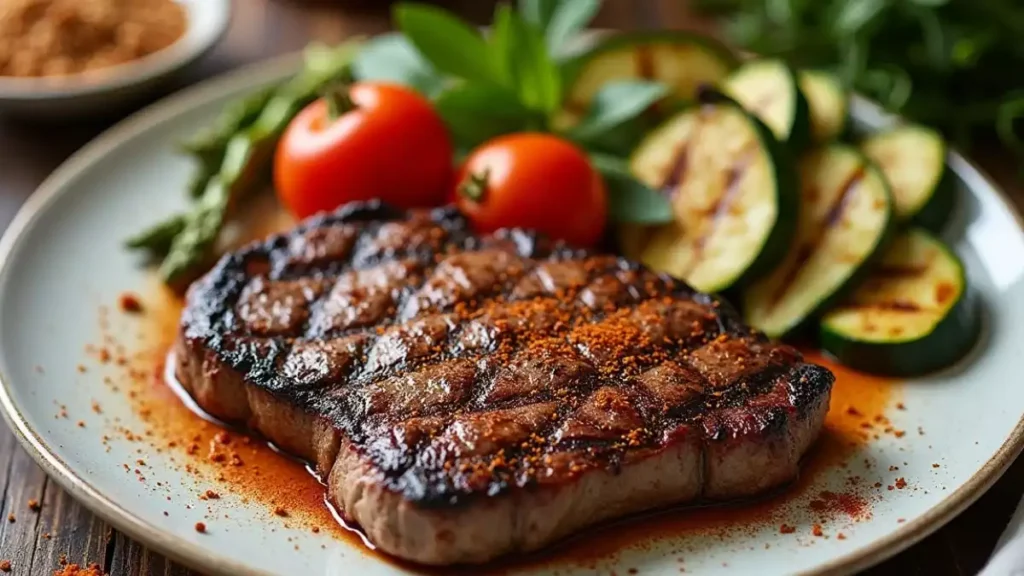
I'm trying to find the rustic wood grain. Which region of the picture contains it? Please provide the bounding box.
[27,482,114,576]
[107,533,193,576]
[0,1,1019,574]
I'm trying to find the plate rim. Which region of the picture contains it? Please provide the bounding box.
[0,52,1021,576]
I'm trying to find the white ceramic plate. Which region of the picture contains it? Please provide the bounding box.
[1,54,1023,576]
[0,0,230,117]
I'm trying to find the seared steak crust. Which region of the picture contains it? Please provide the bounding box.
[176,201,834,564]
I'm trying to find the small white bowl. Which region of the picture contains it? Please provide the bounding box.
[0,0,231,118]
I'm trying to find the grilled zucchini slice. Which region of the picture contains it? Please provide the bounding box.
[564,31,737,115]
[820,228,979,377]
[630,94,798,294]
[556,32,737,145]
[861,125,955,231]
[800,70,848,142]
[723,59,810,149]
[743,144,894,338]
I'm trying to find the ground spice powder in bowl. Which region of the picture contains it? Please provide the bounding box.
[0,0,187,79]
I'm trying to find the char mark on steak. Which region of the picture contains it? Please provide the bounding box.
[176,200,834,565]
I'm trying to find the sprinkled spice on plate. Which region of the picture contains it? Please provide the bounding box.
[807,491,869,519]
[118,292,144,313]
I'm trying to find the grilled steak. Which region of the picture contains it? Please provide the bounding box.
[175,201,834,565]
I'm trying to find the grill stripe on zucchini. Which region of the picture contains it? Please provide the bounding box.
[723,59,810,150]
[743,144,894,338]
[629,95,798,294]
[861,124,955,231]
[820,228,979,377]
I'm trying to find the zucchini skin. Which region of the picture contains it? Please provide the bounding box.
[910,162,957,233]
[820,241,980,377]
[780,63,812,152]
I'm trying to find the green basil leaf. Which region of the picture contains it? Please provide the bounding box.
[506,13,563,113]
[351,33,446,97]
[518,0,560,31]
[394,3,504,86]
[489,4,517,86]
[567,80,668,143]
[579,116,657,157]
[435,83,541,149]
[545,0,603,55]
[590,154,674,224]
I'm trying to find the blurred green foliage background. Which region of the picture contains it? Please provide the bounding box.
[692,0,1024,158]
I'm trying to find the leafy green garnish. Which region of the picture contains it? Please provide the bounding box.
[394,3,505,86]
[518,0,560,31]
[434,82,542,150]
[502,9,563,112]
[350,32,445,97]
[567,80,668,143]
[534,0,603,56]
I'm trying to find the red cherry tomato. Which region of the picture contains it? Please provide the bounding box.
[454,133,607,247]
[274,82,454,219]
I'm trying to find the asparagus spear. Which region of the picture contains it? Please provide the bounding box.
[123,213,187,256]
[156,39,365,288]
[181,87,276,159]
[180,87,276,199]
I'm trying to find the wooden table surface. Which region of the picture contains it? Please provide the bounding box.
[0,1,1020,574]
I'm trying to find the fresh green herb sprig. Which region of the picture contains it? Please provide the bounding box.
[692,0,1024,158]
[351,0,675,225]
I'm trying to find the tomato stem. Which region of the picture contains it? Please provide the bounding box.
[458,169,490,202]
[324,84,355,120]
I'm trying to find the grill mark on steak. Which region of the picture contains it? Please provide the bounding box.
[177,200,834,565]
